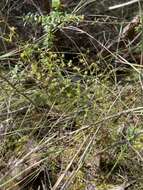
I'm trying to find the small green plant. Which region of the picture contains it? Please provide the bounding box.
[52,0,61,10]
[1,2,143,190]
[24,11,83,48]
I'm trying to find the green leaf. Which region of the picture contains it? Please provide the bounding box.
[52,0,60,9]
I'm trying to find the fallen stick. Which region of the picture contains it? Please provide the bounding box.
[109,0,141,10]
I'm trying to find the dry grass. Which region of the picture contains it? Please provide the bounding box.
[0,1,143,190]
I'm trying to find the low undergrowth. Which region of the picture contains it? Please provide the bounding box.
[0,2,143,190]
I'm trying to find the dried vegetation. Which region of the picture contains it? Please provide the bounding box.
[0,0,143,190]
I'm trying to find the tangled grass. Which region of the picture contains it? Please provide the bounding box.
[0,1,143,190]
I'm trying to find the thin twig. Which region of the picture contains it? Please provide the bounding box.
[0,73,39,110]
[0,106,29,117]
[109,0,141,10]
